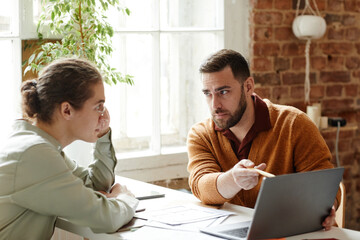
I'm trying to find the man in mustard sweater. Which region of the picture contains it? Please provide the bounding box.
[187,49,338,230]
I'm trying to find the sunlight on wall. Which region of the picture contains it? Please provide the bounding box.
[0,40,21,146]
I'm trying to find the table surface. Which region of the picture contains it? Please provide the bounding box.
[56,176,360,240]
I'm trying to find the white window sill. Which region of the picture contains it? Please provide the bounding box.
[115,147,189,182]
[64,141,189,182]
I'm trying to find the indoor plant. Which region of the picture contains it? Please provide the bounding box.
[24,0,133,85]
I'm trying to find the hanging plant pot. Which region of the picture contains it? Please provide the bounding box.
[292,15,326,40]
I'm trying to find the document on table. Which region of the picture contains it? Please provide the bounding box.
[135,205,233,225]
[145,215,229,232]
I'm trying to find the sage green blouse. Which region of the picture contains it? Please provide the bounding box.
[0,120,138,240]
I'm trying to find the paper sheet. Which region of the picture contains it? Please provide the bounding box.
[135,205,233,225]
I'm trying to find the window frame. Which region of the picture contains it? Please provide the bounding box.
[0,0,22,146]
[114,0,249,182]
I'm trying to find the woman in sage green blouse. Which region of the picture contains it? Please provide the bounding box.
[0,58,138,240]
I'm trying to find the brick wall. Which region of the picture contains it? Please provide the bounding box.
[250,0,360,230]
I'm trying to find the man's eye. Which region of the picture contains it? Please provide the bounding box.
[203,91,211,96]
[220,90,228,95]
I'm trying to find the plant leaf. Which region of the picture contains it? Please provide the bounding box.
[28,0,133,86]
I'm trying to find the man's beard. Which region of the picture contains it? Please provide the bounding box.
[212,89,247,129]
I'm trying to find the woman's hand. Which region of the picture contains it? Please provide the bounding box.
[97,108,110,138]
[98,183,135,199]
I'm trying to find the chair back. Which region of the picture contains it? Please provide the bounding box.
[335,181,346,228]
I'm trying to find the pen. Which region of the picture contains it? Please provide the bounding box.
[135,208,146,213]
[248,168,275,178]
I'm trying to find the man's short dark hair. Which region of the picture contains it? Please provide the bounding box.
[199,49,250,83]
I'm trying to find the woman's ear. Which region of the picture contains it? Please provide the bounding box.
[59,102,73,120]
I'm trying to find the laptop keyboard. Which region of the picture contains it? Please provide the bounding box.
[220,227,249,238]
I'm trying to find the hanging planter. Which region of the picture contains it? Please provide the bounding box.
[292,0,327,104]
[292,15,326,40]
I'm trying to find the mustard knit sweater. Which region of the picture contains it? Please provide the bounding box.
[187,99,338,208]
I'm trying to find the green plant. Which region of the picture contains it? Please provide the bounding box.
[24,0,133,85]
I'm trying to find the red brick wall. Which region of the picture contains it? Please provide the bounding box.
[250,0,360,230]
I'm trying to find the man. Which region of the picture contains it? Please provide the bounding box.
[187,49,338,230]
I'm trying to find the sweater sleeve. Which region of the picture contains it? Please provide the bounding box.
[65,129,117,192]
[12,143,138,233]
[187,123,228,205]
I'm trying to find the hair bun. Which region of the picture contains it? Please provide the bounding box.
[21,79,40,118]
[29,79,37,88]
[21,79,37,91]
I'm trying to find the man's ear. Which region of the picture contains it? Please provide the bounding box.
[59,102,73,120]
[244,77,255,94]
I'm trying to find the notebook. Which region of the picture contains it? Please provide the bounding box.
[200,167,344,240]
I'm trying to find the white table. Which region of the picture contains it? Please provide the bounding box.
[56,176,360,240]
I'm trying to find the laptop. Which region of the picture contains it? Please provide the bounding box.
[200,167,344,240]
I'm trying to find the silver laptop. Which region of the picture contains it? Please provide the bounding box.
[200,167,344,240]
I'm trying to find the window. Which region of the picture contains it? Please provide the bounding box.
[105,0,224,157]
[0,0,22,146]
[17,0,248,181]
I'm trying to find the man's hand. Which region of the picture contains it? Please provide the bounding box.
[217,159,266,199]
[322,206,336,231]
[231,159,267,190]
[98,183,135,199]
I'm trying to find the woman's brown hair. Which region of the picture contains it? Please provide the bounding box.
[21,58,103,123]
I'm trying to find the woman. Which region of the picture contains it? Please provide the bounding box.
[0,58,138,240]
